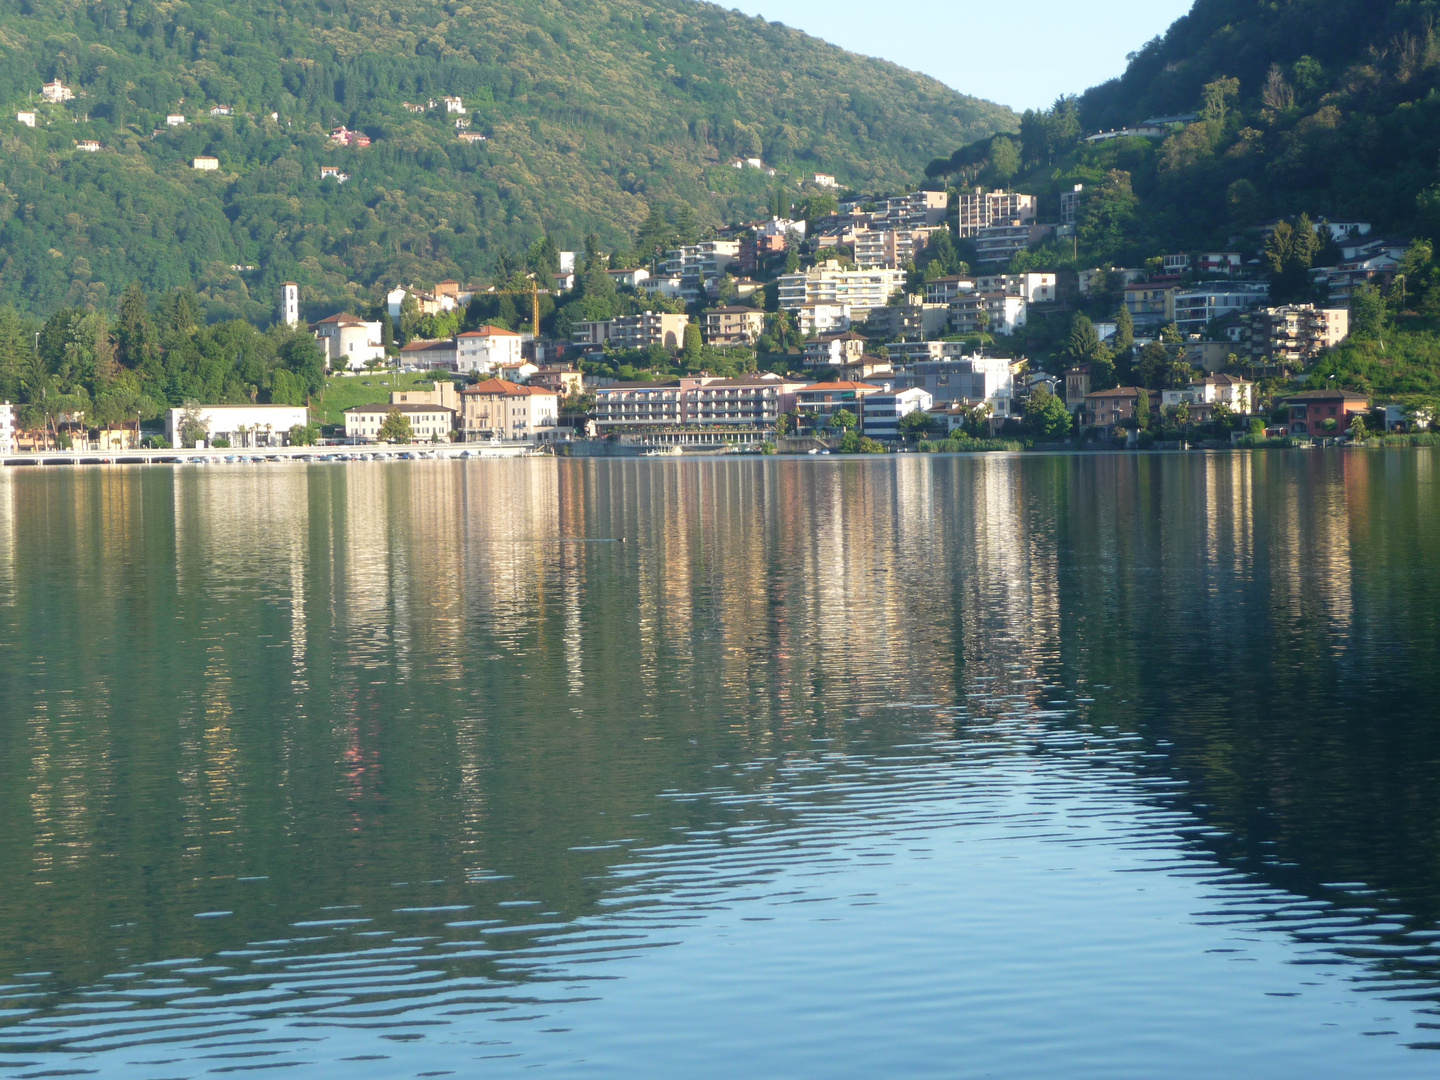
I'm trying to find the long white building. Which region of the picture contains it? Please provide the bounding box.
[777,268,907,322]
[165,405,310,448]
[0,401,14,454]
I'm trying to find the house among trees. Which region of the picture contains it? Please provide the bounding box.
[74,140,100,152]
[192,156,219,170]
[16,111,35,127]
[330,127,370,148]
[41,79,72,103]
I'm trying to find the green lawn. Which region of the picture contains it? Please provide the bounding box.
[311,372,442,428]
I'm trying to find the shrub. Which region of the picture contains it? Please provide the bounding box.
[211,437,231,448]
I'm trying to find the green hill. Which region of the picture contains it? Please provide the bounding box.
[929,0,1440,259]
[0,0,1014,320]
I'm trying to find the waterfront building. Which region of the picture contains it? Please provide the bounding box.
[345,403,456,442]
[791,381,885,435]
[0,401,13,454]
[458,379,559,442]
[1283,388,1370,437]
[861,387,934,440]
[164,404,310,448]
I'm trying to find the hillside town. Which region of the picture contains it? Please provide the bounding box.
[0,84,1429,456]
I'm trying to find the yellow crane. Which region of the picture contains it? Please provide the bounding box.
[483,279,542,336]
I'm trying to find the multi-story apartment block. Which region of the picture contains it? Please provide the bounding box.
[1198,252,1243,276]
[864,303,950,340]
[852,227,936,270]
[802,331,868,368]
[777,268,907,322]
[1172,282,1270,334]
[592,376,801,430]
[974,273,1058,304]
[1060,185,1084,228]
[1242,305,1350,367]
[457,325,523,373]
[882,340,972,365]
[458,379,559,442]
[573,312,689,351]
[1123,283,1178,326]
[973,222,1050,266]
[795,302,851,336]
[924,276,977,306]
[862,388,933,440]
[956,189,1038,238]
[947,292,1028,336]
[703,306,766,346]
[888,357,1015,417]
[792,382,886,434]
[872,190,949,230]
[661,241,741,300]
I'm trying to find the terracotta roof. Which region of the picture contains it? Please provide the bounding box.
[314,312,367,325]
[399,340,455,352]
[460,378,557,397]
[1085,387,1148,399]
[458,325,521,338]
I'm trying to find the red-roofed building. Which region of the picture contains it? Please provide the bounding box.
[457,325,523,373]
[458,378,558,442]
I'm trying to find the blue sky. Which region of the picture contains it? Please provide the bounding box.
[732,0,1196,112]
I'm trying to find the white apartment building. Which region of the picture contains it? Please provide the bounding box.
[777,267,907,322]
[0,401,14,454]
[1172,282,1270,334]
[852,227,935,270]
[662,241,741,300]
[948,292,1028,335]
[192,156,219,170]
[456,325,523,373]
[345,403,456,443]
[164,404,309,448]
[862,388,933,440]
[924,276,977,306]
[795,301,851,336]
[974,272,1058,304]
[572,312,689,351]
[592,376,801,430]
[956,188,1037,238]
[312,312,385,370]
[592,383,685,428]
[973,222,1049,265]
[872,190,949,229]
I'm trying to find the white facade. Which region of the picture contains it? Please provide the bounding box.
[948,293,1028,335]
[313,315,385,370]
[456,326,523,374]
[280,282,299,327]
[0,401,14,454]
[192,156,219,170]
[777,268,906,321]
[165,405,310,448]
[345,404,456,443]
[166,114,186,126]
[796,302,850,336]
[443,96,465,113]
[16,112,35,128]
[862,388,933,440]
[813,173,838,188]
[889,357,1015,416]
[41,80,73,103]
[1173,282,1270,334]
[974,272,1058,304]
[956,189,1037,238]
[662,241,741,301]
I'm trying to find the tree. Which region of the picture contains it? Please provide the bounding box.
[377,408,413,443]
[1112,306,1134,356]
[681,321,702,361]
[1024,386,1072,438]
[1066,315,1107,365]
[1201,77,1240,125]
[1349,283,1386,339]
[988,137,1020,183]
[116,281,157,372]
[1348,414,1369,441]
[831,408,857,431]
[178,402,210,448]
[1134,388,1151,430]
[1264,215,1322,302]
[288,422,320,446]
[899,410,938,441]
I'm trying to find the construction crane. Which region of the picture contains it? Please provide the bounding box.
[483,278,543,336]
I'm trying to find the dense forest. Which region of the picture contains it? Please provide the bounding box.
[0,0,1013,321]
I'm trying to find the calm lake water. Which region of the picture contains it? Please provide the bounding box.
[2,452,1440,1078]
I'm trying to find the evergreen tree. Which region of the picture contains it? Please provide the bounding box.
[116,282,157,371]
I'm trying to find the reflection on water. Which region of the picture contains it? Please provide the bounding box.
[0,454,1439,1077]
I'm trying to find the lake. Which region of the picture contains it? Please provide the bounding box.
[1,452,1439,1078]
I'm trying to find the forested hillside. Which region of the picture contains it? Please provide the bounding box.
[930,0,1440,261]
[0,0,1013,320]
